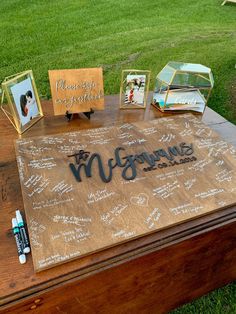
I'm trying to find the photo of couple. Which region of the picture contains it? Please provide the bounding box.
[20,90,36,117]
[10,77,39,126]
[124,74,146,106]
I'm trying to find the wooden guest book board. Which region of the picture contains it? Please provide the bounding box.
[48,68,104,115]
[15,114,236,272]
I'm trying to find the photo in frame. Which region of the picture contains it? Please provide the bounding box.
[120,70,150,109]
[1,70,43,134]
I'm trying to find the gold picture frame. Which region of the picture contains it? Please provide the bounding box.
[1,70,43,134]
[120,69,150,109]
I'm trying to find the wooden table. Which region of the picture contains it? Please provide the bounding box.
[0,96,236,313]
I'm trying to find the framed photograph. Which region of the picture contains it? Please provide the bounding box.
[1,70,43,134]
[120,69,150,109]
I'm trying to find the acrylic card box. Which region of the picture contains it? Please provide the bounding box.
[152,62,214,114]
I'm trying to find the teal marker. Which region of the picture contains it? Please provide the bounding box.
[12,218,26,264]
[16,210,30,254]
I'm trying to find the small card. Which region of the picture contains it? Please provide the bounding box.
[49,68,104,115]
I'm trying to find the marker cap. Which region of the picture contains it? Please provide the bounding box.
[16,210,23,225]
[12,218,18,229]
[19,254,26,264]
[23,247,30,254]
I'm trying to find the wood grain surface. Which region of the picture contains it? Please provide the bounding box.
[14,114,236,272]
[48,68,104,115]
[1,97,236,312]
[2,221,236,314]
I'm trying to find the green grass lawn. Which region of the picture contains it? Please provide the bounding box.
[0,0,235,312]
[171,282,236,314]
[0,0,235,122]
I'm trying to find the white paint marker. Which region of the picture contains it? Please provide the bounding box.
[16,210,30,254]
[12,218,26,264]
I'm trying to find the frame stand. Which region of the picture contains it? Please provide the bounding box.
[83,108,94,120]
[1,71,43,134]
[1,88,20,132]
[65,109,94,122]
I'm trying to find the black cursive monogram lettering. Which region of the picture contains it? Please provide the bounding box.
[68,143,195,183]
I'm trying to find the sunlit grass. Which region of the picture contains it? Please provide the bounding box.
[0,0,235,122]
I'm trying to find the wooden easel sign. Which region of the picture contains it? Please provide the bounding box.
[48,68,104,115]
